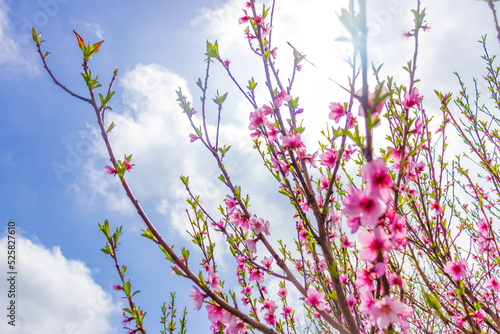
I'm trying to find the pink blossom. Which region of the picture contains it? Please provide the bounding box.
[190,286,205,310]
[320,148,339,169]
[371,296,408,328]
[264,313,277,326]
[343,144,356,162]
[226,320,246,334]
[249,268,264,283]
[207,268,223,293]
[274,90,291,108]
[249,108,270,130]
[270,47,277,59]
[189,133,199,142]
[297,148,318,167]
[271,157,289,176]
[443,260,468,281]
[242,238,258,254]
[241,285,252,295]
[224,195,238,214]
[253,15,263,25]
[341,235,354,248]
[319,174,330,190]
[239,15,250,24]
[261,256,273,270]
[358,228,393,263]
[262,299,276,312]
[329,102,345,123]
[362,158,394,202]
[345,112,356,129]
[206,304,228,324]
[123,156,134,171]
[104,165,117,176]
[402,87,423,110]
[304,288,326,311]
[250,216,270,235]
[282,132,304,150]
[281,305,293,317]
[278,288,287,298]
[346,216,361,234]
[265,123,277,142]
[342,186,384,228]
[486,277,500,291]
[356,269,375,290]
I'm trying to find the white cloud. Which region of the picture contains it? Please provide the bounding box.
[83,22,104,40]
[0,236,120,334]
[0,0,38,76]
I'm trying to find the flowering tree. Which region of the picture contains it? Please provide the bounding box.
[33,0,500,333]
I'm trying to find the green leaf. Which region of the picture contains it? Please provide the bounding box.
[206,40,219,58]
[32,27,40,44]
[423,292,444,317]
[98,219,110,237]
[247,77,257,92]
[106,122,115,133]
[180,175,189,188]
[141,229,157,242]
[181,248,190,262]
[123,281,131,296]
[196,77,203,90]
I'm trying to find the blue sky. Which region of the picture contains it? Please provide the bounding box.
[0,0,498,333]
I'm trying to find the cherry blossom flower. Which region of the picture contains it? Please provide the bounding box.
[123,156,134,171]
[304,288,326,311]
[319,174,330,190]
[320,148,339,169]
[443,259,468,281]
[249,108,270,130]
[274,90,291,108]
[249,268,264,283]
[226,320,246,334]
[486,277,500,291]
[264,313,277,326]
[282,305,293,317]
[343,144,356,162]
[362,158,394,202]
[402,87,423,110]
[190,286,206,310]
[358,228,393,263]
[262,299,276,312]
[270,47,277,59]
[345,112,356,129]
[253,15,263,25]
[329,102,345,123]
[270,156,289,176]
[343,186,384,228]
[278,288,287,298]
[189,133,199,142]
[242,238,258,254]
[261,256,273,270]
[206,304,227,324]
[207,268,223,293]
[282,132,304,150]
[104,165,117,176]
[371,296,408,328]
[250,216,270,235]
